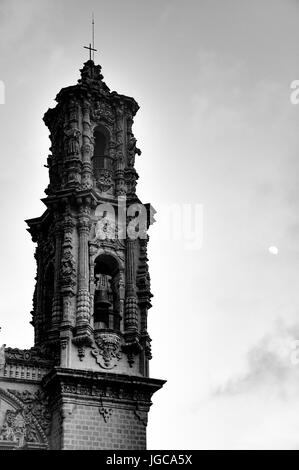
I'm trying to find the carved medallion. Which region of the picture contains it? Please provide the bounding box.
[91,333,122,369]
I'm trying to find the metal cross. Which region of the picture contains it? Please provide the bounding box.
[84,13,97,61]
[84,43,97,61]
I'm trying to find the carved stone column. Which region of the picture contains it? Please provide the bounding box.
[76,216,91,330]
[118,269,125,331]
[89,244,98,331]
[64,99,81,187]
[125,240,138,332]
[33,240,43,345]
[81,100,93,189]
[115,106,126,196]
[51,219,63,331]
[60,215,76,327]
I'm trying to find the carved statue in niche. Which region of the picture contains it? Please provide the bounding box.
[127,134,141,168]
[64,128,81,156]
[60,250,75,277]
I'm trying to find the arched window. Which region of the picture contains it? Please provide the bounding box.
[92,126,113,177]
[44,263,54,330]
[94,254,120,331]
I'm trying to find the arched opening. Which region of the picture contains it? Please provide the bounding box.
[93,254,121,332]
[44,263,54,330]
[92,126,113,177]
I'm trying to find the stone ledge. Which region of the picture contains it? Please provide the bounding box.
[42,367,166,405]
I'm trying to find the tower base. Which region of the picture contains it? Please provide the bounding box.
[43,368,165,450]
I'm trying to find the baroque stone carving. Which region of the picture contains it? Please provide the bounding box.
[64,128,81,156]
[4,347,53,364]
[95,101,114,123]
[125,168,139,196]
[0,410,26,445]
[0,389,50,448]
[0,344,5,370]
[7,389,51,437]
[125,296,138,330]
[99,400,113,423]
[127,134,141,168]
[60,250,76,288]
[134,405,148,427]
[94,216,117,241]
[91,333,122,369]
[96,169,113,193]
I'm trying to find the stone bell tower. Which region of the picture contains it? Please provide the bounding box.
[0,59,165,450]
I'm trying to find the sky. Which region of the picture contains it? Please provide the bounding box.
[1,0,299,449]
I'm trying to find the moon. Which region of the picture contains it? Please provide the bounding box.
[268,246,279,255]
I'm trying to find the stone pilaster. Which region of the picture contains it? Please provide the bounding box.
[64,99,81,187]
[81,100,93,189]
[115,106,127,196]
[51,219,63,331]
[125,240,138,332]
[76,216,91,326]
[60,215,76,328]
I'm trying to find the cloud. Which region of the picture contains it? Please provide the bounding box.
[214,321,299,400]
[192,321,299,449]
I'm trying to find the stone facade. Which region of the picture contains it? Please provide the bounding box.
[0,59,165,450]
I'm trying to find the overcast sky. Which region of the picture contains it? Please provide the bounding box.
[1,0,299,449]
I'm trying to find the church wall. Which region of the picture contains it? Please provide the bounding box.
[60,400,147,450]
[48,402,63,450]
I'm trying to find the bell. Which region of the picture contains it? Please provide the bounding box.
[95,274,111,308]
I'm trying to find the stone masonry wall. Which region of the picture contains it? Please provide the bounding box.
[61,401,147,450]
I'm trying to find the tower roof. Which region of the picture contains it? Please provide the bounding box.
[44,60,139,128]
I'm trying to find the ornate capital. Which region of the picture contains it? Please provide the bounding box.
[77,217,91,234]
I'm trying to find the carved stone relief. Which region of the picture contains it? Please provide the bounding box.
[0,388,50,449]
[91,332,122,369]
[99,399,113,423]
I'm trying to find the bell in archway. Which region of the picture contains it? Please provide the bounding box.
[95,274,112,308]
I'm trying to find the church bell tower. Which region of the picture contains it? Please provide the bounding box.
[0,58,165,450]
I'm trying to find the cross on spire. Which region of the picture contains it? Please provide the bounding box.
[84,43,97,61]
[83,13,97,61]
